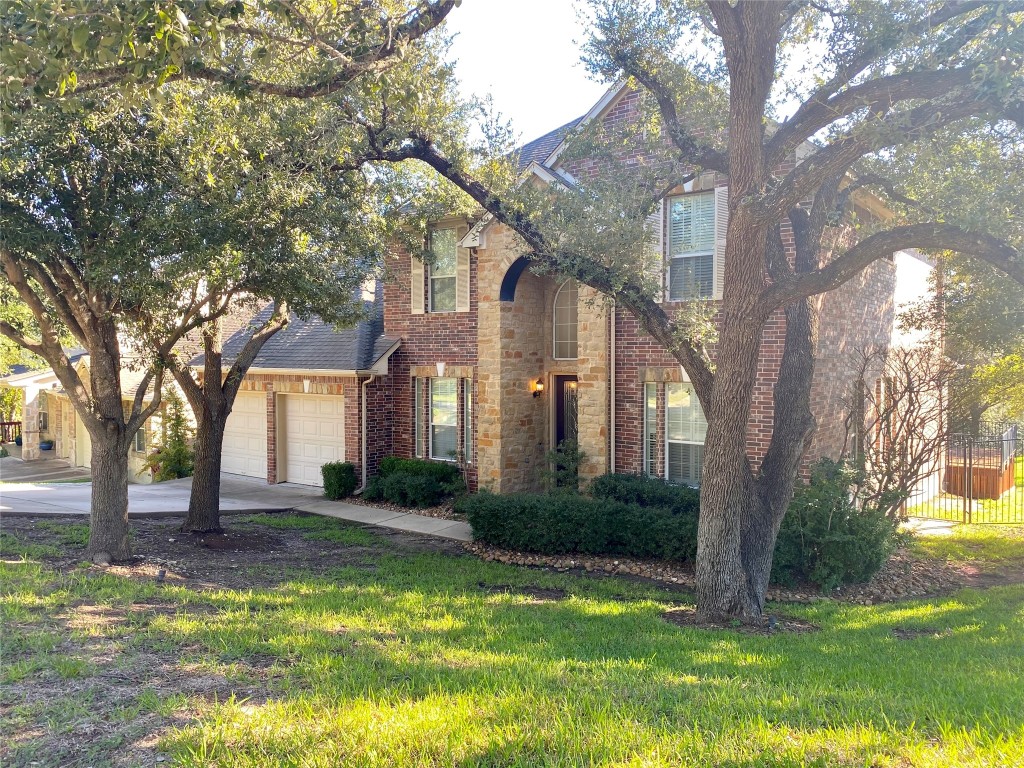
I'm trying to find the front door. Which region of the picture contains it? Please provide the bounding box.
[554,375,579,447]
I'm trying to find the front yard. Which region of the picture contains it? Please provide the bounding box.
[2,514,1023,767]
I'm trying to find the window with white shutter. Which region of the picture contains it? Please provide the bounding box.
[667,190,719,301]
[429,228,457,312]
[666,382,707,487]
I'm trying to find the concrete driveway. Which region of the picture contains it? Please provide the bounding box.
[0,472,473,541]
[0,474,319,518]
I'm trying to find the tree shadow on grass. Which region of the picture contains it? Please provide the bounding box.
[3,532,1024,767]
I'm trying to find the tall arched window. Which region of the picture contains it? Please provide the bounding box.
[553,279,578,360]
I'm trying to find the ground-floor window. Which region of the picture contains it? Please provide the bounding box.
[411,376,475,464]
[643,380,708,487]
[430,378,458,461]
[133,427,146,453]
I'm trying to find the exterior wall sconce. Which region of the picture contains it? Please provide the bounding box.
[532,380,545,398]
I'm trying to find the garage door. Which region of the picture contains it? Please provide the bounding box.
[222,392,268,479]
[281,395,345,486]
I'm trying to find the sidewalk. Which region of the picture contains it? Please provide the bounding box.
[0,472,472,542]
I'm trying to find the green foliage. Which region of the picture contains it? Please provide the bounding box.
[380,472,446,509]
[459,474,701,562]
[146,391,194,482]
[321,462,358,501]
[772,460,903,593]
[543,439,586,493]
[379,456,461,482]
[0,445,8,459]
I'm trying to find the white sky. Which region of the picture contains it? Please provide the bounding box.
[444,0,609,145]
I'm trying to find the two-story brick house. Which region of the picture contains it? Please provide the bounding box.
[201,81,915,493]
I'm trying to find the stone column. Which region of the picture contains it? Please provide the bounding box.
[575,286,610,484]
[21,386,40,461]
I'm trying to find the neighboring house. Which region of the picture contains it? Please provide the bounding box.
[0,350,167,482]
[193,289,399,487]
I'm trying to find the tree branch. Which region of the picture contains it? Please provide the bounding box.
[762,223,1024,311]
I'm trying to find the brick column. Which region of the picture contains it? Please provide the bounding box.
[266,388,277,484]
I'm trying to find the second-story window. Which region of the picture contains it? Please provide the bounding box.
[553,279,578,360]
[668,191,715,301]
[429,228,457,312]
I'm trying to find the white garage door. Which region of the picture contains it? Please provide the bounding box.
[281,395,345,486]
[222,392,268,479]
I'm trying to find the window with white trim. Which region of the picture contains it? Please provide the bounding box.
[553,279,578,360]
[413,377,423,458]
[429,378,458,461]
[643,382,658,477]
[463,378,473,464]
[668,191,715,301]
[429,228,457,312]
[133,426,146,453]
[666,382,707,487]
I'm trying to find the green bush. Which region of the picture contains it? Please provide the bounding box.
[147,390,194,481]
[458,484,700,562]
[379,456,462,484]
[363,475,386,502]
[380,471,446,508]
[590,473,699,513]
[321,462,358,500]
[374,456,466,500]
[772,459,902,592]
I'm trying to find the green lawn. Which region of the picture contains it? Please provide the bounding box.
[906,458,1024,524]
[909,525,1024,573]
[2,516,1023,768]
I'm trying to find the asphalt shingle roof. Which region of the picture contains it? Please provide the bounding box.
[513,116,584,171]
[191,285,397,373]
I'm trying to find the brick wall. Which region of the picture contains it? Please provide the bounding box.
[383,221,479,488]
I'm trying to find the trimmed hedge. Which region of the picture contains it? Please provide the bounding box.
[364,456,465,508]
[379,456,462,485]
[457,475,701,562]
[322,462,358,500]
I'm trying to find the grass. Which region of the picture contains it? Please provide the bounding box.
[2,520,1023,767]
[237,512,381,545]
[909,525,1024,572]
[906,459,1024,525]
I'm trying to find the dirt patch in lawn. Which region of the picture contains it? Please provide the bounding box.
[1,512,465,592]
[891,626,954,640]
[661,606,820,635]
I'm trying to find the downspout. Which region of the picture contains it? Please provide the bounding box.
[354,374,377,494]
[610,302,616,474]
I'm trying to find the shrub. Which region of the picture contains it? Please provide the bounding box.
[458,486,700,562]
[147,391,194,481]
[772,459,902,592]
[543,439,586,493]
[0,445,8,458]
[379,472,445,508]
[590,473,699,513]
[375,456,466,499]
[321,462,358,500]
[363,475,386,502]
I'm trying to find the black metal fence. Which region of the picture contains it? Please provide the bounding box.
[905,425,1024,524]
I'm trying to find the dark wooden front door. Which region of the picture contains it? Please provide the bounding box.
[554,375,579,447]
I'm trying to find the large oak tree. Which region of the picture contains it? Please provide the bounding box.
[12,0,1024,619]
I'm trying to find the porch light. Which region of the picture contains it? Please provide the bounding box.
[532,380,545,398]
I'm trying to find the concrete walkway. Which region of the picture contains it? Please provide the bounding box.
[0,471,472,542]
[0,447,92,484]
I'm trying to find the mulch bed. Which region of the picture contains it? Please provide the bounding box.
[347,495,462,521]
[662,606,820,635]
[463,542,978,605]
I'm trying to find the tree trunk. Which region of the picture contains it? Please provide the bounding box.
[182,416,226,533]
[86,427,131,561]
